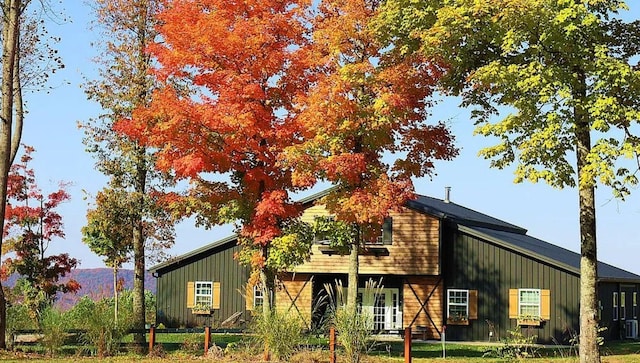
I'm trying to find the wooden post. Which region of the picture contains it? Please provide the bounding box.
[204,326,211,356]
[329,327,336,363]
[264,341,270,361]
[148,325,156,353]
[404,327,412,363]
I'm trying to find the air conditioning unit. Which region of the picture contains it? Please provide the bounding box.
[625,320,638,339]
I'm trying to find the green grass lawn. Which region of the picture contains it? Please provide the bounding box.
[8,333,640,362]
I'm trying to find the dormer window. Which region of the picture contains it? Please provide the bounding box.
[372,217,393,245]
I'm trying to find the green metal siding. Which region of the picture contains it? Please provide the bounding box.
[155,243,250,328]
[443,228,580,343]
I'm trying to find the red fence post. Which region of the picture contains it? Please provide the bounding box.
[204,326,211,356]
[329,327,336,363]
[148,325,156,353]
[404,327,412,363]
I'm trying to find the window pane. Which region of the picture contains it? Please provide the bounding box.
[447,290,469,320]
[519,289,541,317]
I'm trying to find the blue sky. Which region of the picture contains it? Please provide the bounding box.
[20,3,640,274]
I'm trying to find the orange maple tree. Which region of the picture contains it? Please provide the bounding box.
[281,0,458,311]
[116,0,314,312]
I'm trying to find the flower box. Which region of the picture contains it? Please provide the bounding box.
[447,318,470,326]
[517,318,542,326]
[192,308,212,315]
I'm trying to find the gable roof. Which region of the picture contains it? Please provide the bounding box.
[150,190,640,282]
[405,195,640,282]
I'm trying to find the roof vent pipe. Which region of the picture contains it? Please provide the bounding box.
[444,186,451,203]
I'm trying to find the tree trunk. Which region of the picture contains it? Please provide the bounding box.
[132,146,147,348]
[0,0,22,350]
[346,230,359,316]
[259,245,274,362]
[113,265,119,324]
[575,69,601,363]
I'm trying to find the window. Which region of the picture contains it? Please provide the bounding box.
[508,288,550,325]
[448,290,469,322]
[519,289,541,317]
[187,281,220,310]
[195,281,213,307]
[621,292,626,320]
[634,292,637,319]
[374,217,393,245]
[613,292,619,321]
[253,285,264,309]
[598,300,603,321]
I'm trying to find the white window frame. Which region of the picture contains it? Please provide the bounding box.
[447,289,469,320]
[613,292,619,321]
[634,292,637,319]
[195,281,213,307]
[621,292,626,320]
[518,289,541,318]
[253,285,264,309]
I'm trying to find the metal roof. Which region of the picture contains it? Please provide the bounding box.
[149,190,640,282]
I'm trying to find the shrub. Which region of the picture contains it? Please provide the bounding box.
[6,302,36,349]
[40,307,71,357]
[483,327,539,360]
[181,333,203,355]
[68,296,132,357]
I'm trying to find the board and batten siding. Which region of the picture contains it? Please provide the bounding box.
[155,242,249,328]
[294,204,441,275]
[442,228,580,343]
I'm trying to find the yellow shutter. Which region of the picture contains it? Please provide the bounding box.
[212,282,221,309]
[469,290,478,319]
[186,281,195,308]
[541,289,551,320]
[509,289,518,318]
[245,284,254,311]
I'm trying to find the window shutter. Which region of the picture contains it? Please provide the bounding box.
[212,282,221,309]
[186,281,195,308]
[509,289,518,318]
[382,217,393,245]
[469,290,478,319]
[541,289,551,320]
[246,285,254,311]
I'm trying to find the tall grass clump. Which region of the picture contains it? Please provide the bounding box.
[40,306,72,357]
[325,279,380,363]
[251,308,304,361]
[68,296,133,357]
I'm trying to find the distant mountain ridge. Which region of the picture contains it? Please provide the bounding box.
[5,268,157,310]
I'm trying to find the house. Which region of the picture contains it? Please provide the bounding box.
[149,190,640,342]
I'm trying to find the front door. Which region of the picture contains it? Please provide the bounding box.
[359,288,402,330]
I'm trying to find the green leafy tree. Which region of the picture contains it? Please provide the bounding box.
[81,0,176,348]
[82,186,134,323]
[377,0,640,361]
